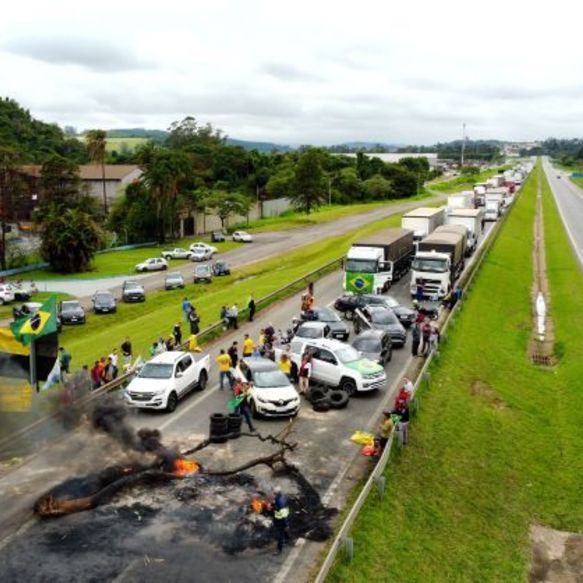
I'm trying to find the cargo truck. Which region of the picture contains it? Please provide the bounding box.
[447,192,474,210]
[445,208,483,255]
[401,207,445,241]
[409,226,466,298]
[344,228,414,294]
[484,193,501,221]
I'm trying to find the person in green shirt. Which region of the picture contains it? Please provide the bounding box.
[59,347,71,382]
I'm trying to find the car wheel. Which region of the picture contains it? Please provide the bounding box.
[166,392,178,413]
[339,378,357,396]
[329,390,349,409]
[198,370,208,390]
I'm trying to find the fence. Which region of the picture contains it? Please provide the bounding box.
[314,183,522,583]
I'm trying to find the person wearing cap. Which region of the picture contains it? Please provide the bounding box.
[271,486,290,554]
[377,410,394,449]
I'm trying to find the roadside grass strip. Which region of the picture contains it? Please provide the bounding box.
[327,163,583,581]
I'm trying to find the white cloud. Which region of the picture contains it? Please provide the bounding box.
[1,0,582,144]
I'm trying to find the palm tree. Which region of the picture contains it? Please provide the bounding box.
[85,129,108,215]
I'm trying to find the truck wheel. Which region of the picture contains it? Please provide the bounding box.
[339,378,357,396]
[166,392,178,413]
[198,370,208,390]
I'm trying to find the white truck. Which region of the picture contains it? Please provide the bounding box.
[445,208,484,255]
[447,192,474,210]
[276,337,387,395]
[124,351,210,412]
[401,207,445,241]
[484,193,501,222]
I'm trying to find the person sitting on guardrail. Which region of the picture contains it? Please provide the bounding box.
[376,410,395,451]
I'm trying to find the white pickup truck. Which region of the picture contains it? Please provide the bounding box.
[276,337,387,395]
[124,351,210,412]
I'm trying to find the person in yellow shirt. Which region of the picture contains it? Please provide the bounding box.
[216,349,233,390]
[377,410,394,450]
[188,334,201,352]
[242,334,254,358]
[278,353,292,379]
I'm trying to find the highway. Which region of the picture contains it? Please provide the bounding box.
[543,157,583,269]
[0,218,495,583]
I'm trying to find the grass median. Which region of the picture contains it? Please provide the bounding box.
[327,162,583,581]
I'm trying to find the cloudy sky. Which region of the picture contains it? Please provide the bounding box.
[1,0,582,145]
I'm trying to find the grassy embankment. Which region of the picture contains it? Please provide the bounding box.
[327,163,583,581]
[428,165,511,194]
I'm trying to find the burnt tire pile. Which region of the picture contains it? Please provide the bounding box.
[308,386,349,413]
[209,413,242,442]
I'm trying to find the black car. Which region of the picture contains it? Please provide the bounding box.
[211,231,225,242]
[92,291,117,314]
[353,305,407,347]
[13,302,63,332]
[352,329,392,366]
[301,306,349,341]
[58,300,86,325]
[212,260,231,276]
[164,272,185,290]
[122,280,145,302]
[334,293,416,327]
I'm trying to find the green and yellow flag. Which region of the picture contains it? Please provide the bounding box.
[10,295,58,346]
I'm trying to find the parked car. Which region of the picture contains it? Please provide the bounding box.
[232,230,253,243]
[234,357,300,418]
[0,284,15,305]
[190,248,213,262]
[58,300,86,325]
[193,264,213,284]
[189,242,218,256]
[294,321,331,340]
[351,329,392,366]
[135,257,168,272]
[300,306,349,341]
[165,272,185,290]
[334,293,416,327]
[212,260,231,276]
[353,306,406,347]
[122,280,146,303]
[92,291,117,314]
[161,248,193,261]
[13,302,63,332]
[6,283,32,301]
[124,351,210,412]
[211,231,225,242]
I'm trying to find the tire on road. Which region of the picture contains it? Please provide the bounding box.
[312,398,331,412]
[308,387,327,403]
[328,390,349,409]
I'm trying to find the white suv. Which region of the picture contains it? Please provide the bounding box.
[135,257,168,272]
[189,242,218,256]
[124,351,210,412]
[0,285,15,305]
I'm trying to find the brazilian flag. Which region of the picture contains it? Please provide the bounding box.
[10,295,58,347]
[345,272,375,294]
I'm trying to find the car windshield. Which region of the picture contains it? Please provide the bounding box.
[95,294,112,303]
[125,283,140,290]
[380,296,399,308]
[296,326,323,338]
[345,259,377,273]
[353,338,381,352]
[139,363,173,379]
[167,273,182,280]
[253,370,290,388]
[412,258,449,273]
[371,310,398,325]
[336,346,361,364]
[317,308,340,323]
[61,302,81,312]
[195,266,210,275]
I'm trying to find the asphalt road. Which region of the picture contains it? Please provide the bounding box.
[543,157,583,269]
[0,218,496,583]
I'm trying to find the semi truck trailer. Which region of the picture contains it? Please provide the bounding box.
[401,207,445,241]
[445,208,483,255]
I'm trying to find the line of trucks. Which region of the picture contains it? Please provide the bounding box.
[343,162,533,299]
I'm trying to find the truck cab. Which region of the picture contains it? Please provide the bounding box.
[344,246,390,294]
[410,251,451,298]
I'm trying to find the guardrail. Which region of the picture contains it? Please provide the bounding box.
[314,186,522,582]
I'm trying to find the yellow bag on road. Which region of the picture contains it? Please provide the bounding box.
[350,431,375,446]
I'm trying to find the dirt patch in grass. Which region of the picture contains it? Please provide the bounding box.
[470,380,508,411]
[529,524,583,582]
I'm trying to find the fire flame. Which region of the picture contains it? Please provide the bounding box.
[173,458,200,477]
[250,496,271,513]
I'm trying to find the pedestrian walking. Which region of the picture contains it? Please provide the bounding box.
[298,353,312,395]
[411,324,421,357]
[228,341,239,369]
[393,401,410,447]
[421,321,432,355]
[173,322,183,346]
[121,337,132,366]
[248,295,256,322]
[188,307,200,335]
[235,383,255,432]
[182,297,192,323]
[229,303,239,330]
[216,349,234,390]
[58,347,71,382]
[271,486,290,554]
[242,334,254,358]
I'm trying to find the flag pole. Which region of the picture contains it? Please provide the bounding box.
[30,339,38,392]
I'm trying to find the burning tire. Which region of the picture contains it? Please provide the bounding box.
[328,390,349,409]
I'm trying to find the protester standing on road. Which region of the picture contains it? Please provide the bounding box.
[421,321,432,356]
[272,486,290,555]
[248,295,256,322]
[235,383,255,432]
[173,322,183,347]
[59,347,71,382]
[229,303,239,330]
[182,297,192,322]
[188,307,200,335]
[411,324,421,357]
[216,349,234,390]
[243,334,254,358]
[228,341,239,369]
[298,353,312,395]
[415,281,424,302]
[278,353,292,379]
[121,337,132,366]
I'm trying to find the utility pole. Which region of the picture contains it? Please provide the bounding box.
[460,122,467,167]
